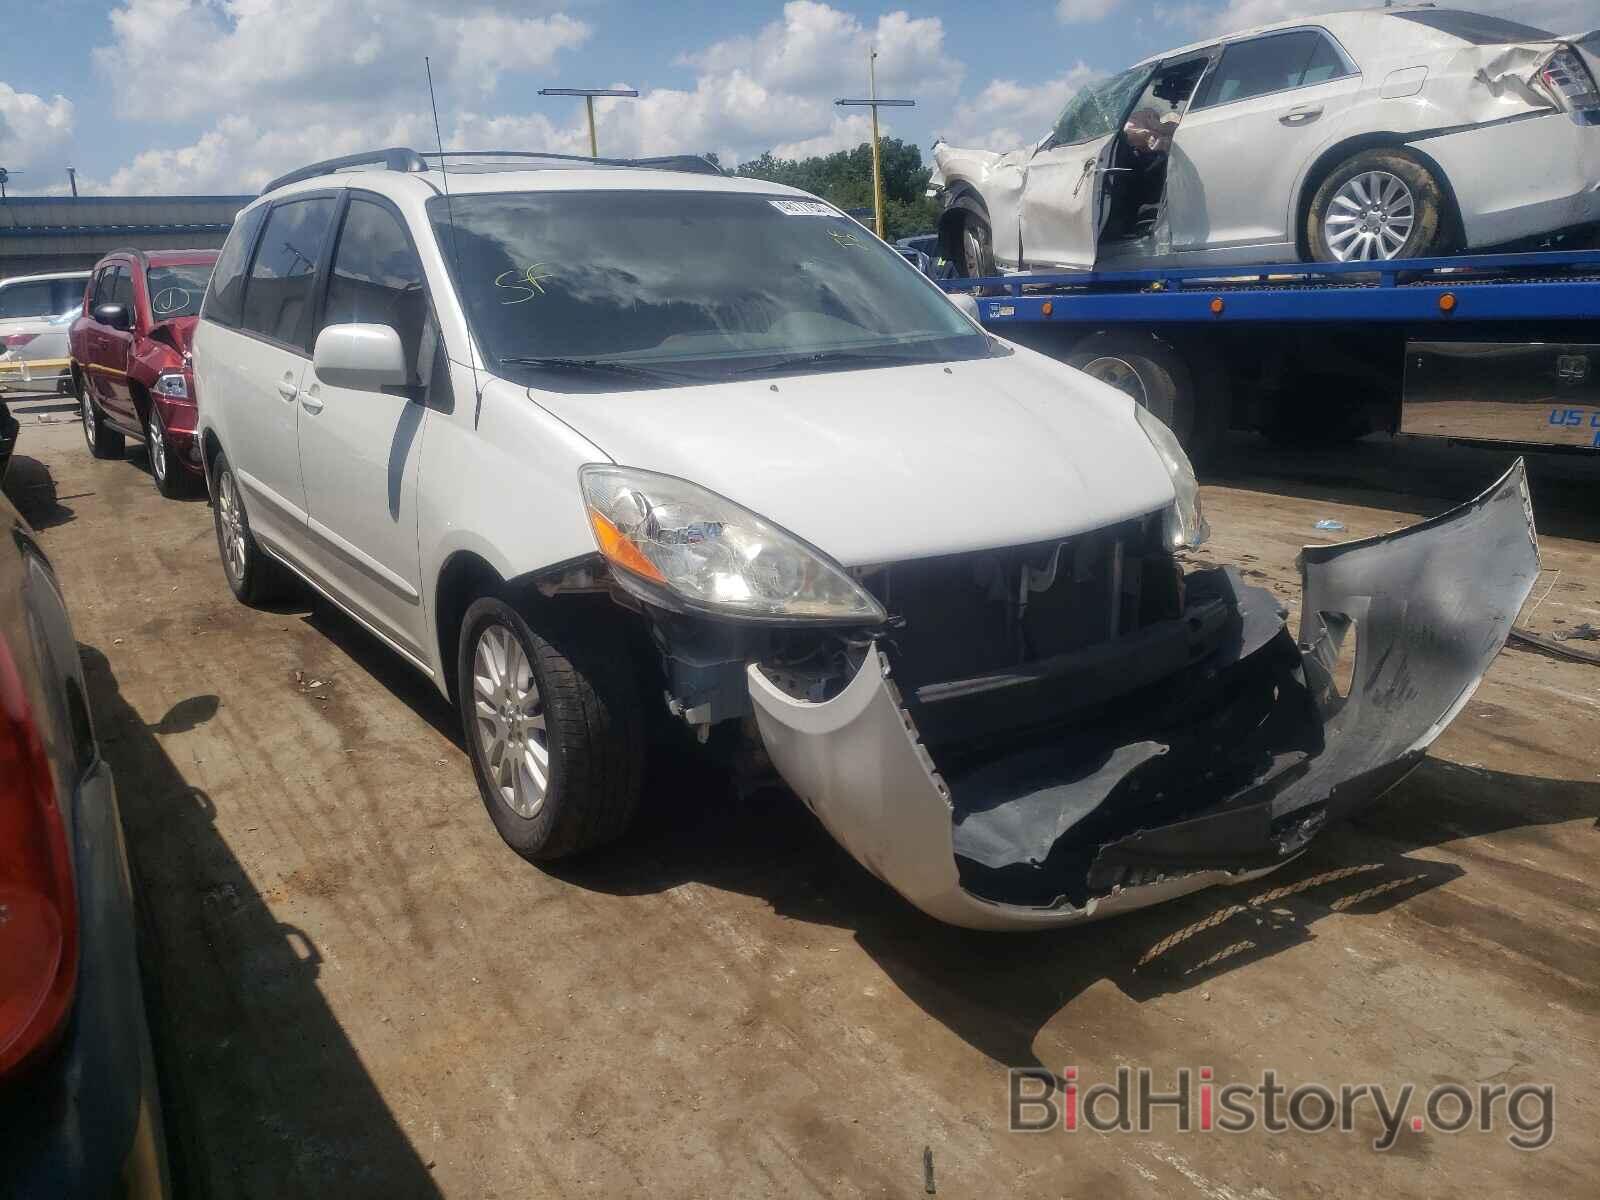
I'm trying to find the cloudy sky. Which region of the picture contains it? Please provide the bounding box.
[1,0,1593,195]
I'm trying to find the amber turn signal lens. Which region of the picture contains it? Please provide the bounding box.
[1209,297,1225,315]
[587,508,666,583]
[1439,293,1457,313]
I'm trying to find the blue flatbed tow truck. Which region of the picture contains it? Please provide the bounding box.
[938,249,1600,463]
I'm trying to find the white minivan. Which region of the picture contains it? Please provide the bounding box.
[192,149,1538,929]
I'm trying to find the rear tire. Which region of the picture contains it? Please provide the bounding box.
[1307,149,1448,263]
[1067,331,1214,462]
[80,377,124,460]
[458,597,644,861]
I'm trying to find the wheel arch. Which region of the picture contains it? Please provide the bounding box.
[936,184,990,264]
[1292,134,1464,260]
[434,549,507,706]
[127,377,152,425]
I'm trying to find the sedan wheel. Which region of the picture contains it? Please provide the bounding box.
[470,622,551,820]
[1323,171,1415,262]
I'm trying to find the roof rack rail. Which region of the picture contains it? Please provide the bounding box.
[260,147,727,196]
[260,147,429,196]
[419,150,726,176]
[104,246,150,267]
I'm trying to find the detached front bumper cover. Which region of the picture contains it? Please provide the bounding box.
[749,461,1540,930]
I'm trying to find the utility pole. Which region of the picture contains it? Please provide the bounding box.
[67,167,78,197]
[537,88,640,159]
[835,50,914,240]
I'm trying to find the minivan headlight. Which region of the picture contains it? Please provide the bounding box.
[579,465,887,622]
[1134,406,1208,549]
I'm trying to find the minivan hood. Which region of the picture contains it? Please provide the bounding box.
[522,349,1176,567]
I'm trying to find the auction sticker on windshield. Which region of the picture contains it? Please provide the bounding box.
[768,200,839,217]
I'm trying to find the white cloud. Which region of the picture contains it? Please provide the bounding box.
[0,83,75,170]
[942,64,1101,150]
[770,113,881,160]
[1057,0,1123,23]
[81,1,965,192]
[94,0,592,123]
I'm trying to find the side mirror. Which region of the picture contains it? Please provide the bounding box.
[312,323,407,392]
[948,293,982,323]
[93,302,131,331]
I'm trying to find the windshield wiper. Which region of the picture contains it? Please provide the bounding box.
[729,349,941,378]
[499,356,689,382]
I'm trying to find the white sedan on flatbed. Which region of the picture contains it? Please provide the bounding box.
[931,5,1600,273]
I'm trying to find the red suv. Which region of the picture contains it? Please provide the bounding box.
[69,249,218,497]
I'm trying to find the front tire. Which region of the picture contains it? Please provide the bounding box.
[80,377,124,460]
[1308,149,1447,263]
[147,405,189,498]
[210,450,291,605]
[458,596,643,861]
[956,209,998,279]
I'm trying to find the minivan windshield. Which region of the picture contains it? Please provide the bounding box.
[429,190,992,384]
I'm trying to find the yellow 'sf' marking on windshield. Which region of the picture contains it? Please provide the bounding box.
[494,264,558,304]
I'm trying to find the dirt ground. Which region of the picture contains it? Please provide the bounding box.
[5,389,1599,1199]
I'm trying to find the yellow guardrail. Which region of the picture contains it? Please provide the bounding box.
[0,357,71,391]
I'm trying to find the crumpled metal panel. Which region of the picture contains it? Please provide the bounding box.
[749,460,1539,930]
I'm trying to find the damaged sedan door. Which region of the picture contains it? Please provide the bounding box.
[1018,65,1154,269]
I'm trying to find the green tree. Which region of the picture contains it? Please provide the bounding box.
[734,138,938,241]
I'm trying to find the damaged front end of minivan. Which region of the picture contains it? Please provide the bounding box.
[745,461,1538,929]
[575,459,1538,931]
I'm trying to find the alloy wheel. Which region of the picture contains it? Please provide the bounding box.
[148,410,167,482]
[471,623,550,820]
[81,386,96,449]
[216,469,249,586]
[1081,355,1150,409]
[1325,171,1415,262]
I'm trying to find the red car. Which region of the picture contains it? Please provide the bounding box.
[69,249,218,497]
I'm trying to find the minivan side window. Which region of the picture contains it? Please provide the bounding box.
[1192,30,1351,109]
[203,204,267,329]
[320,197,440,393]
[240,197,339,351]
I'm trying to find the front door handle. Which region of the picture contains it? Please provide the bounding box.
[275,378,299,401]
[299,389,324,415]
[1072,157,1098,199]
[1280,105,1323,126]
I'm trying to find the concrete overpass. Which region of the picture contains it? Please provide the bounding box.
[0,194,251,279]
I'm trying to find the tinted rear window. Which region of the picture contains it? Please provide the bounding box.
[241,197,338,350]
[1392,11,1552,44]
[202,205,266,328]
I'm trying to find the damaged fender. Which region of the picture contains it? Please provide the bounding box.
[749,461,1539,930]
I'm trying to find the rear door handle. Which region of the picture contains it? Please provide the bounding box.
[275,378,299,401]
[1280,106,1323,126]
